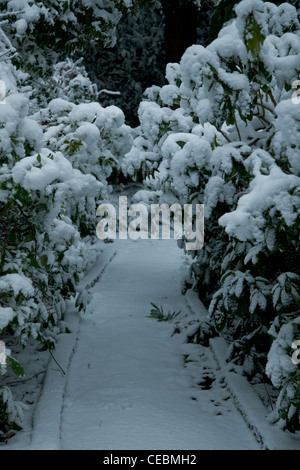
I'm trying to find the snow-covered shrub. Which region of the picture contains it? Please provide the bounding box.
[0,386,25,435]
[0,0,164,78]
[0,98,102,339]
[0,0,156,123]
[32,98,133,194]
[81,0,220,125]
[0,0,125,77]
[266,318,300,432]
[27,58,101,111]
[122,0,300,430]
[0,15,133,433]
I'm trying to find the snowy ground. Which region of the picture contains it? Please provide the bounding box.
[1,235,300,450]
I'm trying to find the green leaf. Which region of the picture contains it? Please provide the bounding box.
[226,114,235,126]
[29,256,38,268]
[285,82,292,92]
[40,254,48,266]
[7,357,25,377]
[244,14,265,58]
[176,141,186,149]
[147,303,181,322]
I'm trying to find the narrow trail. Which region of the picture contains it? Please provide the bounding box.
[55,239,260,450]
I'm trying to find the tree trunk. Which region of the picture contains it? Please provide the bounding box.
[161,0,198,65]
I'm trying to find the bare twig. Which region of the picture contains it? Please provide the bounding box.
[233,111,242,142]
[259,90,265,120]
[0,48,17,62]
[216,126,232,143]
[5,370,46,386]
[0,10,25,18]
[48,348,66,376]
[267,89,277,109]
[248,123,273,146]
[253,112,271,126]
[256,101,277,118]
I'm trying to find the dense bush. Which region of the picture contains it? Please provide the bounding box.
[0,11,132,434]
[80,0,218,125]
[0,0,138,77]
[122,0,300,431]
[82,1,166,125]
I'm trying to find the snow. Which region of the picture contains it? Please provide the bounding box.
[262,34,300,88]
[266,2,299,36]
[167,135,211,199]
[208,21,247,65]
[217,69,250,91]
[180,45,219,89]
[219,166,300,242]
[0,307,15,331]
[12,150,72,191]
[12,149,101,197]
[159,84,180,106]
[0,273,34,298]
[1,238,299,450]
[14,19,27,36]
[47,98,74,115]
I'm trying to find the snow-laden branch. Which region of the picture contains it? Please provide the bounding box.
[99,88,121,97]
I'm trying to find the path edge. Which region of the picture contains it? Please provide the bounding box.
[185,288,300,451]
[29,243,116,450]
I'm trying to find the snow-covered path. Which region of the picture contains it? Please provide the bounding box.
[36,238,260,450]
